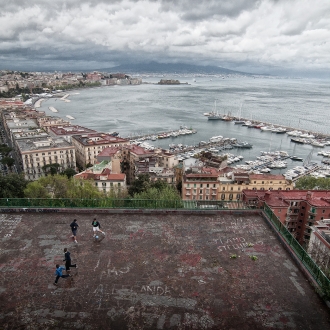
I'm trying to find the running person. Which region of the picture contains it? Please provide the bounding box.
[54,264,71,285]
[70,219,79,243]
[92,218,105,237]
[63,247,77,272]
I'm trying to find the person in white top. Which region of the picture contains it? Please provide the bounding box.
[91,218,105,237]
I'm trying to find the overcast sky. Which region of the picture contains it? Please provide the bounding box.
[1,0,330,76]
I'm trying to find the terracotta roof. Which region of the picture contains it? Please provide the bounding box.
[98,147,121,156]
[249,174,286,180]
[243,189,330,208]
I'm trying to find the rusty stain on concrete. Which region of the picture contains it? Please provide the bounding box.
[0,212,330,329]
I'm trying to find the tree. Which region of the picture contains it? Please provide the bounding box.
[1,157,15,171]
[0,174,28,198]
[133,185,182,201]
[42,163,61,176]
[61,168,77,179]
[128,174,151,196]
[0,144,12,156]
[295,176,330,190]
[24,174,103,199]
[67,178,104,199]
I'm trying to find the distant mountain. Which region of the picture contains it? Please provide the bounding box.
[99,61,254,76]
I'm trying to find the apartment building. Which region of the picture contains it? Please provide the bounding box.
[96,146,122,174]
[74,161,126,194]
[37,116,71,132]
[71,133,129,168]
[308,219,330,274]
[48,125,97,143]
[155,149,179,169]
[124,144,158,185]
[15,136,76,180]
[182,167,220,201]
[242,190,330,246]
[183,171,293,201]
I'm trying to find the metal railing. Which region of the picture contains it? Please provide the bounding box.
[264,203,330,299]
[0,198,249,210]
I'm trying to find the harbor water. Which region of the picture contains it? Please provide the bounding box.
[39,76,330,174]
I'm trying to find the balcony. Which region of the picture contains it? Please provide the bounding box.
[287,211,299,216]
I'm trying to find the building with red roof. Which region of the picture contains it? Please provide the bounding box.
[71,133,129,168]
[74,160,126,194]
[242,189,330,245]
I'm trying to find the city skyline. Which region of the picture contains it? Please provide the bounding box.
[1,1,330,78]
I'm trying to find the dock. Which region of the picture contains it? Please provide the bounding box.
[48,106,58,113]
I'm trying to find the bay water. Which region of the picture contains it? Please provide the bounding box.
[39,76,330,173]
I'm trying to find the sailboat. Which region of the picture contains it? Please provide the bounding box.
[290,142,303,161]
[234,102,245,124]
[208,100,222,120]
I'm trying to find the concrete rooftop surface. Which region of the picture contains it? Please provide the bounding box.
[0,210,330,330]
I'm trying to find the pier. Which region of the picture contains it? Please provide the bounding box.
[49,106,58,113]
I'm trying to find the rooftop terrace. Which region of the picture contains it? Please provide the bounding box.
[0,210,329,329]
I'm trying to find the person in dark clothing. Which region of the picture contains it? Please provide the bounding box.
[63,247,77,272]
[70,219,79,243]
[92,218,105,237]
[54,264,71,285]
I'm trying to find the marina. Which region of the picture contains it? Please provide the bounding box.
[38,76,330,180]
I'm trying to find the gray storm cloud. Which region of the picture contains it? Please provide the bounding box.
[0,0,330,75]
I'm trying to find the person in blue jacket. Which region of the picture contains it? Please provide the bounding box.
[54,264,71,285]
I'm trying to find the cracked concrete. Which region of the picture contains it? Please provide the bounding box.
[0,211,330,329]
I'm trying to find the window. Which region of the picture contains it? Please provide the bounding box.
[229,194,233,200]
[222,187,225,191]
[102,182,106,187]
[278,209,281,213]
[230,187,233,191]
[221,194,225,200]
[199,189,203,194]
[118,183,121,187]
[200,184,203,188]
[207,184,209,188]
[199,196,203,200]
[322,210,325,213]
[95,183,98,186]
